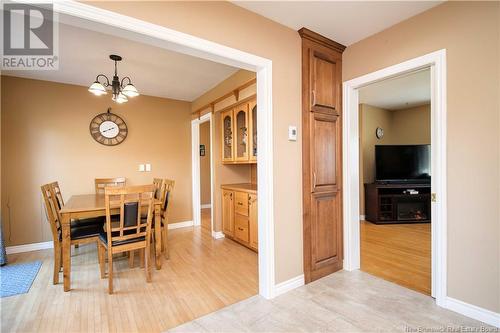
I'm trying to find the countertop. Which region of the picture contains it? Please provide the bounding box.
[221,183,257,194]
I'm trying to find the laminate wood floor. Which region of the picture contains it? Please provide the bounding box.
[1,209,258,333]
[360,220,431,295]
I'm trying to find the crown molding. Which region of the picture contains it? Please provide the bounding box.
[298,27,346,53]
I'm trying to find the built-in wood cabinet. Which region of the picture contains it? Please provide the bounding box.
[222,110,234,162]
[222,189,234,237]
[249,100,257,162]
[299,28,345,284]
[249,193,258,249]
[221,184,258,252]
[235,104,249,161]
[221,98,257,164]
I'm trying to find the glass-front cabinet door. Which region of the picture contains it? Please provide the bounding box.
[235,103,249,161]
[249,100,257,162]
[221,109,234,162]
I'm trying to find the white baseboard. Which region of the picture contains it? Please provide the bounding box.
[6,241,53,254]
[201,204,212,209]
[443,297,500,328]
[211,231,225,239]
[360,215,366,221]
[168,220,194,230]
[273,274,305,298]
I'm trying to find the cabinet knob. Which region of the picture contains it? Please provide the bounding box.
[237,202,243,206]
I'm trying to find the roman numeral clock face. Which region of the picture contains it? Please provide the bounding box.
[89,112,128,146]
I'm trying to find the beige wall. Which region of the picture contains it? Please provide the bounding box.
[200,121,211,205]
[392,104,431,144]
[360,104,394,185]
[345,2,499,312]
[89,1,303,285]
[359,103,430,214]
[192,70,255,232]
[1,76,193,246]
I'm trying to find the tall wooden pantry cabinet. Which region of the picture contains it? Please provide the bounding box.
[299,28,346,283]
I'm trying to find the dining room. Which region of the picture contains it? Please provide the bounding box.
[0,13,259,332]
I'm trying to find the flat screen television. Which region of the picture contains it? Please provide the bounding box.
[375,145,431,183]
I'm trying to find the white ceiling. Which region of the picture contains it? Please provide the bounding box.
[3,19,239,101]
[359,69,430,110]
[233,1,442,46]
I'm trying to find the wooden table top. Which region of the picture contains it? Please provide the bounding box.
[60,194,159,214]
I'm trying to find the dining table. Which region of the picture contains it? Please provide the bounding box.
[59,194,163,291]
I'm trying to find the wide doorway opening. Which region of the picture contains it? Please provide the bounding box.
[358,69,432,295]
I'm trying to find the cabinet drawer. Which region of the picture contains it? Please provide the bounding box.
[234,192,249,216]
[234,214,249,243]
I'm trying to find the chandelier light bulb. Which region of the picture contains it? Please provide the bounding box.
[122,83,139,98]
[88,55,138,103]
[113,92,128,104]
[88,81,107,96]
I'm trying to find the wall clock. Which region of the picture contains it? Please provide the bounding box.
[89,108,128,146]
[375,127,384,139]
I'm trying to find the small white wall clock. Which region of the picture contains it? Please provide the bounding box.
[375,127,384,139]
[89,108,128,146]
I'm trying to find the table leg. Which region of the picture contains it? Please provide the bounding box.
[61,213,71,291]
[154,204,161,270]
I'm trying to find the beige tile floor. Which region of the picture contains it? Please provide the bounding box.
[168,270,491,333]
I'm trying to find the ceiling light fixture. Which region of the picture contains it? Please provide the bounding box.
[88,54,139,103]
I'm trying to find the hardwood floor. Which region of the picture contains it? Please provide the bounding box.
[360,220,431,295]
[201,208,211,232]
[1,209,258,333]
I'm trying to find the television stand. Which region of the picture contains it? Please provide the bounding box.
[364,183,431,224]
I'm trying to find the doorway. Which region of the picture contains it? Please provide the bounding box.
[55,1,276,300]
[191,113,214,233]
[358,68,432,295]
[199,120,212,231]
[343,50,447,305]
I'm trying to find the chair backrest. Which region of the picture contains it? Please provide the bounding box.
[49,181,65,212]
[153,178,163,194]
[41,183,62,243]
[95,177,126,194]
[153,178,175,217]
[104,185,155,246]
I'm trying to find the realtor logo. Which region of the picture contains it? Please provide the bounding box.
[2,2,58,70]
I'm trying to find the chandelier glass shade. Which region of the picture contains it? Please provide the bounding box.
[88,54,139,103]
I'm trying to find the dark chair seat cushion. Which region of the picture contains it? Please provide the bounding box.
[110,214,120,222]
[69,224,103,240]
[71,216,105,228]
[98,230,145,247]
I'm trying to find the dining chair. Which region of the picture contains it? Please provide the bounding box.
[49,181,104,228]
[153,178,175,258]
[94,177,126,194]
[41,183,103,285]
[97,184,155,294]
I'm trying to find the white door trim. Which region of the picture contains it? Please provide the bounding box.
[342,49,447,306]
[54,0,275,299]
[191,113,214,232]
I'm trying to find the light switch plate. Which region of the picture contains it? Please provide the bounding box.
[145,163,151,172]
[139,164,145,172]
[288,126,297,141]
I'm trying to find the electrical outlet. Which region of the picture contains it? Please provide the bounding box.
[139,164,145,172]
[145,163,151,172]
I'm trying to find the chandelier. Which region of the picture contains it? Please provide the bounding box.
[88,54,139,103]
